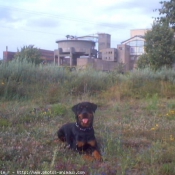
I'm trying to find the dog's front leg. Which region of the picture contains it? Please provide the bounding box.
[88,140,103,161]
[64,133,74,149]
[75,140,85,152]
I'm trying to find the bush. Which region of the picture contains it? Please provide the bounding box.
[1,60,175,101]
[0,60,116,100]
[101,67,175,100]
[51,104,67,116]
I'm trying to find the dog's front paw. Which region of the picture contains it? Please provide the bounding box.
[82,154,95,162]
[64,144,71,149]
[92,150,103,162]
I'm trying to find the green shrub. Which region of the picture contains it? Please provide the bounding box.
[51,104,67,116]
[1,60,175,101]
[0,118,12,127]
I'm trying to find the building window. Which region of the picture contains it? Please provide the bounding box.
[127,40,144,47]
[130,47,136,53]
[126,39,145,55]
[138,47,144,53]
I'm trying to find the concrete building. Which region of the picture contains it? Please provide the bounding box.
[95,29,148,71]
[98,33,111,58]
[54,33,116,70]
[130,29,149,38]
[77,57,118,71]
[54,39,97,66]
[119,29,148,70]
[117,44,130,71]
[101,48,117,62]
[120,35,145,70]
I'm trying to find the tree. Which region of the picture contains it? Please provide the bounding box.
[15,45,42,65]
[137,54,150,69]
[137,22,175,70]
[157,0,175,31]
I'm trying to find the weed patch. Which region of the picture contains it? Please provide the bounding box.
[1,63,175,174]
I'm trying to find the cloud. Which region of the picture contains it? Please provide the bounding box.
[0,7,24,23]
[96,21,131,30]
[102,0,161,15]
[0,0,163,59]
[27,17,60,28]
[94,0,161,32]
[0,8,12,20]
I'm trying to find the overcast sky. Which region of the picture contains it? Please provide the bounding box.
[0,0,162,59]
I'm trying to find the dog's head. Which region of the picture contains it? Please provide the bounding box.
[72,102,97,128]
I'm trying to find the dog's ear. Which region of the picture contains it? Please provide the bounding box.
[72,103,79,114]
[90,103,97,113]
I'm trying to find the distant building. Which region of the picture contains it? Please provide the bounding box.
[117,44,130,71]
[119,29,149,70]
[120,35,145,70]
[3,29,149,71]
[3,47,54,63]
[96,29,148,71]
[54,39,97,66]
[39,49,54,63]
[130,29,148,38]
[101,48,117,62]
[98,33,111,58]
[77,57,118,72]
[3,51,16,62]
[3,46,16,62]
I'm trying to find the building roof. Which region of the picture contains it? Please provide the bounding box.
[121,35,145,44]
[56,39,95,44]
[39,49,54,61]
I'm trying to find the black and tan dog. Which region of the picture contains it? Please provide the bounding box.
[57,102,102,161]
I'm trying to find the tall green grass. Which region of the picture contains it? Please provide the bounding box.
[0,60,114,101]
[102,67,175,100]
[1,60,175,101]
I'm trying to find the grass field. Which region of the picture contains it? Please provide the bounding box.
[0,61,175,175]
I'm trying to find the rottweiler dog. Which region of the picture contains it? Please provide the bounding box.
[57,102,102,161]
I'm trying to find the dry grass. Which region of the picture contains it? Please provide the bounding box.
[0,96,175,175]
[1,63,175,174]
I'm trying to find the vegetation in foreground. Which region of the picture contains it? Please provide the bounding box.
[0,61,175,174]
